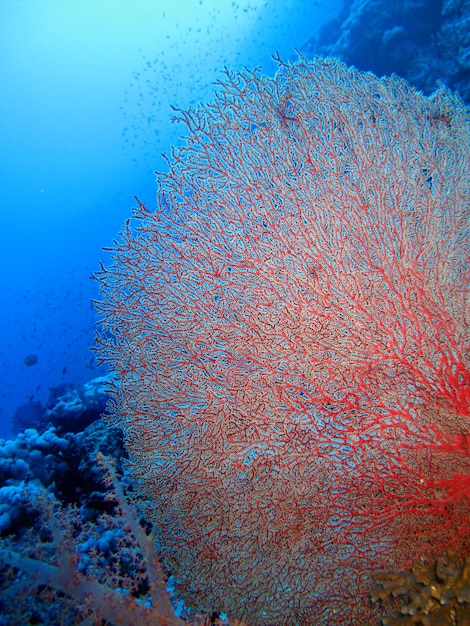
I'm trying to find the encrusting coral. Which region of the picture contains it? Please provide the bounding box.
[371,549,470,625]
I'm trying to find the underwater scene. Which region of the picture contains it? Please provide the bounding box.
[0,0,469,624]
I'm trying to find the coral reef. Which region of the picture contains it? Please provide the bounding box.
[0,426,70,532]
[303,0,470,102]
[371,550,470,625]
[0,453,181,625]
[0,419,229,625]
[12,375,110,434]
[1,409,468,625]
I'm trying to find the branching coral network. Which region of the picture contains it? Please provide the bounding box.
[95,56,470,625]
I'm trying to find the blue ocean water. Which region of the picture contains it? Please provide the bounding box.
[0,0,340,438]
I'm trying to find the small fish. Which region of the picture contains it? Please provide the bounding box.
[23,354,38,367]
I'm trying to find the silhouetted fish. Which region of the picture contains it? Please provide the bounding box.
[23,354,38,367]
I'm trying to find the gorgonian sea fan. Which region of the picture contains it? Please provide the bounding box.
[95,56,470,625]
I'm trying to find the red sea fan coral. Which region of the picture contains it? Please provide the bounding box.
[94,56,470,625]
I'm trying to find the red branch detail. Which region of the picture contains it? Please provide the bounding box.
[95,56,470,625]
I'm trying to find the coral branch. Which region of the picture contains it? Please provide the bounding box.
[95,56,470,624]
